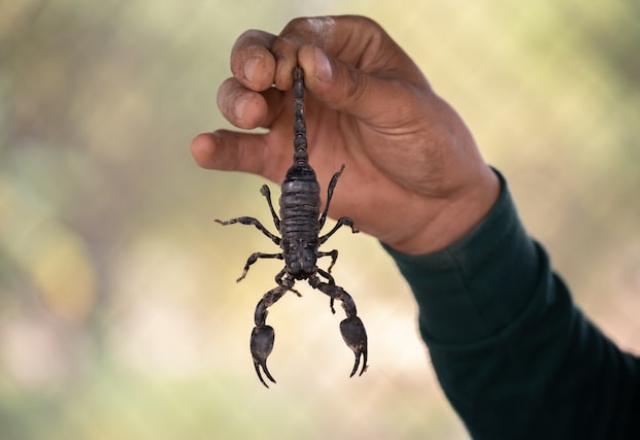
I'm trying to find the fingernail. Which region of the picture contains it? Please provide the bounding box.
[314,47,332,82]
[244,57,260,81]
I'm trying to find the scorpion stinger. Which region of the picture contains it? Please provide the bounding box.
[216,66,367,387]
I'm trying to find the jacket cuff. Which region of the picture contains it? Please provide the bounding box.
[382,169,541,345]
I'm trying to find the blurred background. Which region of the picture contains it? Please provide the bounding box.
[1,0,639,439]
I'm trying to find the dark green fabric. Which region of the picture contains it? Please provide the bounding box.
[382,170,639,439]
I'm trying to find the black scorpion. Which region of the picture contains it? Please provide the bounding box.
[215,66,368,387]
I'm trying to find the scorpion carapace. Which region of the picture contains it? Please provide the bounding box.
[215,66,368,388]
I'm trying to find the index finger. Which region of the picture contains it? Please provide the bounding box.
[272,16,401,90]
[230,29,277,92]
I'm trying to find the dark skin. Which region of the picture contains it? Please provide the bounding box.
[190,15,499,255]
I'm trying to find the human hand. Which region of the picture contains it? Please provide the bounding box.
[191,15,498,254]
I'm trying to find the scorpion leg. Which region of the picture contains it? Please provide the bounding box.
[275,268,301,297]
[309,275,368,377]
[236,252,283,282]
[215,216,281,245]
[317,249,339,274]
[318,165,345,229]
[252,285,288,388]
[319,217,359,245]
[316,267,336,313]
[260,185,281,231]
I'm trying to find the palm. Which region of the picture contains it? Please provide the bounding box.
[262,86,438,243]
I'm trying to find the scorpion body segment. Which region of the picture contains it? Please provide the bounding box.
[280,164,320,279]
[216,67,368,387]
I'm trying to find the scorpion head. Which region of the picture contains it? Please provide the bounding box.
[283,238,318,279]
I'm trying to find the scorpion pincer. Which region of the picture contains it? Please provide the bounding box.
[215,66,368,387]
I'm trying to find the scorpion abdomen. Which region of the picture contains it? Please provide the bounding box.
[279,163,320,237]
[279,163,321,278]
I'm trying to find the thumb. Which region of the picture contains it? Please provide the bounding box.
[191,130,271,177]
[298,45,412,125]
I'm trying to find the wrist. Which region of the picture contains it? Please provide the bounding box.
[386,165,500,255]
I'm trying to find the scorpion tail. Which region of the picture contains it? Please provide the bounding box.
[292,66,308,165]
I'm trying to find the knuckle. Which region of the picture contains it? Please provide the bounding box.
[284,16,311,33]
[237,137,265,175]
[344,69,369,104]
[348,15,382,32]
[338,15,385,39]
[272,36,296,55]
[272,38,298,90]
[281,16,335,45]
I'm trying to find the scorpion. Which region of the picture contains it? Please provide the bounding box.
[215,66,368,388]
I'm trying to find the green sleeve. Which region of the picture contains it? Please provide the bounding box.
[382,170,639,439]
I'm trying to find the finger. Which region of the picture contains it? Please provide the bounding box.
[190,129,268,175]
[298,44,416,126]
[217,77,285,129]
[271,36,298,91]
[272,16,397,90]
[231,30,277,92]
